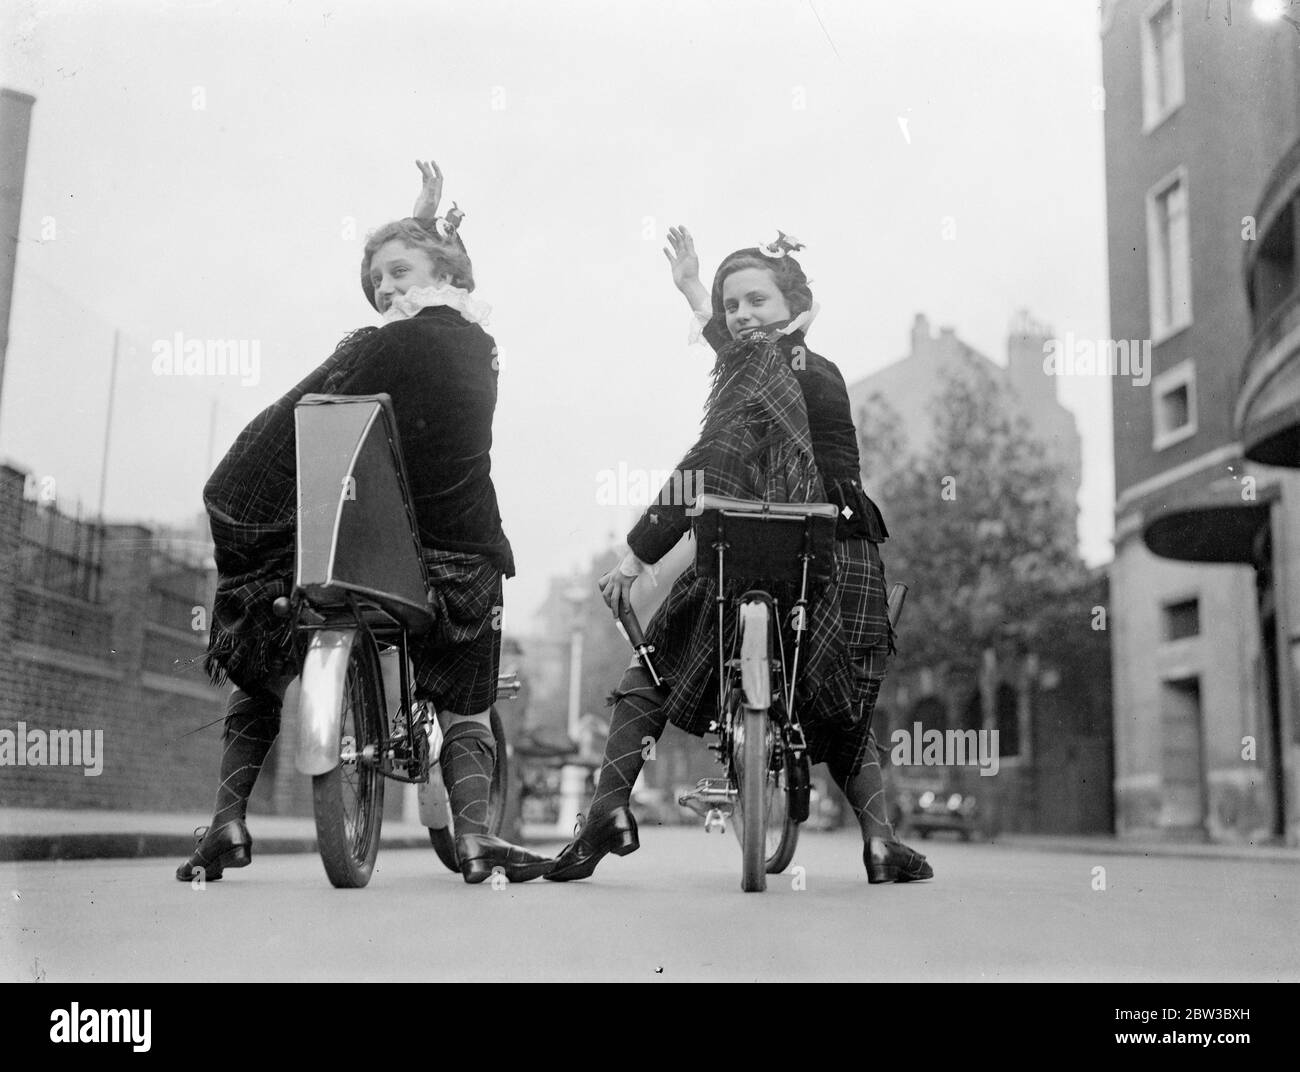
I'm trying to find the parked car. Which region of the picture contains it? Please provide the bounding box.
[893,773,998,841]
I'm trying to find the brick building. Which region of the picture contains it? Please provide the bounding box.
[1100,0,1300,844]
[0,461,235,813]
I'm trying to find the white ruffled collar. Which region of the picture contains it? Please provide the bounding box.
[688,301,820,346]
[381,282,492,327]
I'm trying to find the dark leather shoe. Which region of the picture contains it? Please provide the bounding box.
[544,806,639,882]
[175,820,251,881]
[865,836,933,884]
[455,833,555,884]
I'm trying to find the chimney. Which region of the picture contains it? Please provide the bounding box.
[0,88,35,434]
[910,312,931,357]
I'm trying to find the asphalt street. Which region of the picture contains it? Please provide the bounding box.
[2,828,1296,982]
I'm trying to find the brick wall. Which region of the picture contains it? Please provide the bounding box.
[0,462,313,818]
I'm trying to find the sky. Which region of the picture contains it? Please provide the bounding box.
[0,0,1113,631]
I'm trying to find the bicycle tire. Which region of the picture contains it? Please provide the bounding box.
[735,599,772,892]
[312,629,386,888]
[427,705,511,871]
[764,771,799,874]
[428,826,459,872]
[738,705,769,892]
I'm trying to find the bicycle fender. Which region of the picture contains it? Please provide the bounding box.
[419,720,453,829]
[295,628,359,776]
[739,601,771,710]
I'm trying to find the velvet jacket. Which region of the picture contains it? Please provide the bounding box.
[202,306,513,690]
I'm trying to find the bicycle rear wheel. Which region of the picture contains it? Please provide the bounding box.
[734,600,774,892]
[736,706,769,892]
[726,686,799,876]
[764,763,799,874]
[312,630,386,888]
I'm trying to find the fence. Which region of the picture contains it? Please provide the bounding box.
[17,495,104,602]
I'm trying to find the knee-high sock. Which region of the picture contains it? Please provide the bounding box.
[587,666,669,821]
[440,721,496,836]
[828,677,894,841]
[212,687,282,829]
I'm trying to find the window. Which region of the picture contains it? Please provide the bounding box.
[1152,359,1197,449]
[1163,598,1200,640]
[1142,0,1184,131]
[1146,168,1193,341]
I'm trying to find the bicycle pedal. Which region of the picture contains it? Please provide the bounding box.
[704,808,727,834]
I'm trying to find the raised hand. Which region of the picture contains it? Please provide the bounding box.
[412,159,443,224]
[663,225,701,292]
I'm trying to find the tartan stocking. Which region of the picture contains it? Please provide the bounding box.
[828,677,894,841]
[587,666,668,820]
[212,687,282,829]
[440,721,496,836]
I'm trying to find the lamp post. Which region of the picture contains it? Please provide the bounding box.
[0,89,36,436]
[558,583,589,833]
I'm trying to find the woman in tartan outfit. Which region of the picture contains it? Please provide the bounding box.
[177,163,552,885]
[548,233,932,884]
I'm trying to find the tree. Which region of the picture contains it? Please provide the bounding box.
[859,352,1089,675]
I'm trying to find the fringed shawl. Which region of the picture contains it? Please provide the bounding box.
[202,327,386,689]
[625,329,856,734]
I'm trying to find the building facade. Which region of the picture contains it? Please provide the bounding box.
[847,310,1083,501]
[844,316,1113,834]
[1101,0,1300,844]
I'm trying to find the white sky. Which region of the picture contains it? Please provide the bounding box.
[0,0,1113,630]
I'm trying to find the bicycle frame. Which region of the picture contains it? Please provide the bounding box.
[678,498,838,820]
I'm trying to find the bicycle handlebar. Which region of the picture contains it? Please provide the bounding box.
[616,603,665,690]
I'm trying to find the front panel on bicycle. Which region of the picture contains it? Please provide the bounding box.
[294,393,434,637]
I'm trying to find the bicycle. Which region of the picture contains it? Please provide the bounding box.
[274,392,512,888]
[620,493,905,892]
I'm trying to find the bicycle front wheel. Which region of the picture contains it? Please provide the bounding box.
[312,630,386,888]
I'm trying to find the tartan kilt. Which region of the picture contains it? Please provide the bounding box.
[803,538,894,773]
[411,548,504,714]
[643,537,891,745]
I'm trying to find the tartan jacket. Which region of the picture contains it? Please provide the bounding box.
[625,329,856,736]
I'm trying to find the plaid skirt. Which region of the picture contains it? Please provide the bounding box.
[642,536,892,776]
[217,547,503,715]
[803,538,894,774]
[411,549,504,715]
